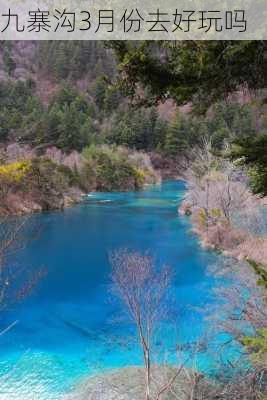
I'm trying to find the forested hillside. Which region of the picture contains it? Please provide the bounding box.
[0,41,266,214]
[0,41,266,155]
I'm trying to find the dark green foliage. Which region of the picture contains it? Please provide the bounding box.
[0,79,43,142]
[95,153,139,191]
[0,40,264,177]
[242,328,267,367]
[105,107,167,151]
[164,115,183,158]
[37,41,116,81]
[229,134,267,196]
[0,79,37,113]
[3,49,16,76]
[37,86,97,151]
[161,102,259,159]
[0,78,99,151]
[90,77,123,118]
[91,77,107,110]
[248,165,267,197]
[82,145,144,191]
[1,41,16,77]
[207,102,256,149]
[0,72,261,161]
[103,85,122,115]
[163,112,200,158]
[0,79,99,150]
[247,259,267,289]
[109,41,267,112]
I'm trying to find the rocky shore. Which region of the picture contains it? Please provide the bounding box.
[65,366,213,400]
[0,144,162,217]
[179,199,267,267]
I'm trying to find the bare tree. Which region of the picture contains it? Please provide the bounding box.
[0,216,45,313]
[110,249,186,400]
[184,141,253,228]
[210,258,266,345]
[206,257,267,399]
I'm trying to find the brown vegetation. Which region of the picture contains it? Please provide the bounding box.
[0,144,161,216]
[179,142,267,266]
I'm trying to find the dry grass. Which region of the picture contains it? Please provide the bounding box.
[64,366,213,400]
[235,236,267,265]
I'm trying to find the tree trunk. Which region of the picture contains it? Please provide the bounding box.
[145,349,151,400]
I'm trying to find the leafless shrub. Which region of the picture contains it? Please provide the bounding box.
[210,257,266,342]
[206,257,267,398]
[0,216,45,310]
[109,248,187,400]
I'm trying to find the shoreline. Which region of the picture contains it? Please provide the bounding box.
[178,197,267,269]
[0,146,172,218]
[0,172,181,218]
[64,366,210,400]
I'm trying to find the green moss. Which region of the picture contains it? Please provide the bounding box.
[198,208,208,227]
[210,208,222,218]
[242,328,267,367]
[247,258,267,289]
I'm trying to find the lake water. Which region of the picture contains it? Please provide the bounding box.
[0,181,236,399]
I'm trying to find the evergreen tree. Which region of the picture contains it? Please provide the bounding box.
[164,112,188,158]
[91,78,107,110]
[3,49,16,76]
[109,41,267,112]
[43,104,62,144]
[230,134,267,196]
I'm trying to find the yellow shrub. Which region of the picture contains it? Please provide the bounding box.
[210,208,222,218]
[198,208,207,227]
[131,168,145,189]
[134,168,146,180]
[0,160,32,183]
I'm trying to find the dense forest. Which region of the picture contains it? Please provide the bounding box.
[0,41,266,194]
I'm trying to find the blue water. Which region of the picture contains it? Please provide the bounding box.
[0,181,233,399]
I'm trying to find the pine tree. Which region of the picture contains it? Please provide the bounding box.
[164,112,188,158]
[230,134,267,196]
[3,50,16,76]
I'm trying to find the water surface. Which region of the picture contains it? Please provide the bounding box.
[0,181,231,399]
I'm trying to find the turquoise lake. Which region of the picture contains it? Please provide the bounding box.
[0,181,235,399]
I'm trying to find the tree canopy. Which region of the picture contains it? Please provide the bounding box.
[109,41,267,112]
[230,134,267,196]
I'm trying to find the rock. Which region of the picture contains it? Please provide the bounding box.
[63,188,83,208]
[5,193,42,215]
